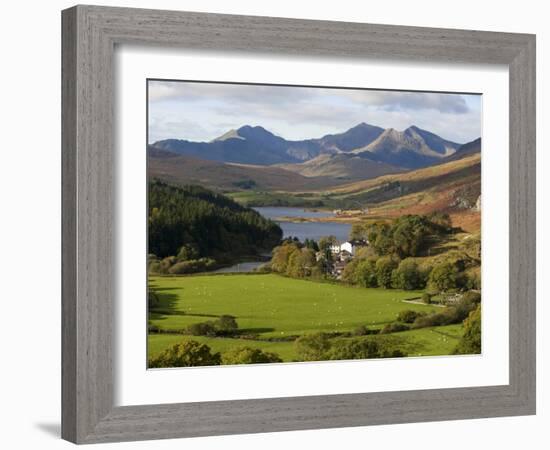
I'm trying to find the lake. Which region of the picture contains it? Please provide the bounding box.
[215,207,352,273]
[254,207,352,242]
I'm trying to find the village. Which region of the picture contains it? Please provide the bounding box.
[316,239,368,279]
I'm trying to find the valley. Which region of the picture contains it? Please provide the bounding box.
[146,119,482,367]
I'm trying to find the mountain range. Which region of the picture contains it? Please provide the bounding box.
[150,123,474,170]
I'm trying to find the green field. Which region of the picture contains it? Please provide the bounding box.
[148,274,464,362]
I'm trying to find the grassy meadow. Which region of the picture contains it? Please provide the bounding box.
[148,274,464,362]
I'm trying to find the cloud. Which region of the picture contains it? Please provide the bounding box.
[148,80,481,144]
[335,90,470,114]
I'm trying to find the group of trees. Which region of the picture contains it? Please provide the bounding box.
[453,304,481,354]
[268,213,479,294]
[148,340,282,368]
[350,213,452,258]
[270,242,322,278]
[342,255,426,289]
[148,181,282,272]
[344,253,479,292]
[294,333,405,361]
[378,291,481,337]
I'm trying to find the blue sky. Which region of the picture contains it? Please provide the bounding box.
[148,80,481,144]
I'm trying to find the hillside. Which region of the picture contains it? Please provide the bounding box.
[443,137,481,162]
[278,152,404,180]
[293,154,481,232]
[148,181,282,259]
[148,150,348,191]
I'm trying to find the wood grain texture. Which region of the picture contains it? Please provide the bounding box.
[61,5,536,444]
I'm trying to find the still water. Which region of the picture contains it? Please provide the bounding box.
[215,207,352,273]
[253,207,352,242]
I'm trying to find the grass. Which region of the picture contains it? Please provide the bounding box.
[149,274,436,337]
[148,274,464,361]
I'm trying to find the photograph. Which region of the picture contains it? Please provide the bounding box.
[146,80,482,368]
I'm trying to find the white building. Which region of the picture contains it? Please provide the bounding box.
[330,239,367,256]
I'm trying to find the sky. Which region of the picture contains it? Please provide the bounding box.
[148,80,482,145]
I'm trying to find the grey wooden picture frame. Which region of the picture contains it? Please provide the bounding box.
[61,5,536,444]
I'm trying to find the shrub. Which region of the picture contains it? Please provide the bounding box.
[176,244,199,261]
[221,346,282,365]
[326,339,381,360]
[427,212,452,232]
[187,315,239,337]
[412,296,477,329]
[396,310,426,324]
[325,338,407,360]
[294,333,332,361]
[453,305,481,354]
[187,321,218,337]
[168,258,217,274]
[216,315,238,334]
[465,270,481,290]
[379,322,410,334]
[148,340,221,368]
[462,291,481,304]
[353,325,379,336]
[159,256,177,273]
[380,349,406,358]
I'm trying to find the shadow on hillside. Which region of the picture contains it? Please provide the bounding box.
[148,285,180,316]
[345,163,480,206]
[237,327,275,335]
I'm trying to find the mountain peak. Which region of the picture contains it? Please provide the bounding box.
[212,129,244,142]
[380,127,402,139]
[238,124,271,133]
[355,122,378,129]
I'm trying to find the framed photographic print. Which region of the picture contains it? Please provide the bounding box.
[62,5,536,444]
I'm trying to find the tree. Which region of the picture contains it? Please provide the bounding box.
[396,310,425,324]
[453,305,481,354]
[294,333,332,361]
[354,258,378,287]
[349,223,369,241]
[176,244,199,261]
[304,238,319,252]
[318,235,337,251]
[148,181,282,259]
[286,247,315,278]
[392,258,422,290]
[428,262,460,292]
[391,215,430,257]
[148,340,221,368]
[366,222,393,256]
[221,347,282,365]
[376,256,399,288]
[270,242,300,273]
